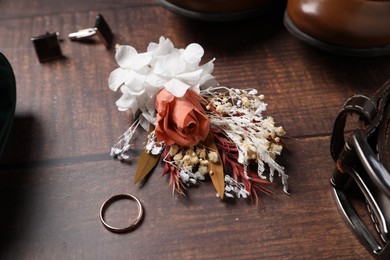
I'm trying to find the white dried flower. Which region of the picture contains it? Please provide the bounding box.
[196,147,207,159]
[200,86,288,194]
[182,154,191,162]
[271,144,283,155]
[216,105,225,112]
[169,144,180,156]
[194,172,205,180]
[198,165,209,175]
[208,151,219,163]
[199,159,209,166]
[173,152,183,162]
[224,175,249,199]
[190,155,199,166]
[276,126,286,136]
[241,96,250,107]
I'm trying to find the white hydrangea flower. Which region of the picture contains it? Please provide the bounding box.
[108,36,217,130]
[146,44,207,97]
[147,36,175,61]
[109,45,152,92]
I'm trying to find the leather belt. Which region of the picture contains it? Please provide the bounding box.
[330,79,390,259]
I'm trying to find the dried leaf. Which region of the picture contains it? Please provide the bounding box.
[134,125,161,184]
[203,132,225,199]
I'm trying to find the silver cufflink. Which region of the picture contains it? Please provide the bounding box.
[68,13,113,48]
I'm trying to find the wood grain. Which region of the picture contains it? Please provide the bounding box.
[0,0,389,259]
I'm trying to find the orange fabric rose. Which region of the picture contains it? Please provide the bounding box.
[155,89,210,146]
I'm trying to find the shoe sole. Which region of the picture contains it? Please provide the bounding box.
[157,0,283,22]
[283,11,390,57]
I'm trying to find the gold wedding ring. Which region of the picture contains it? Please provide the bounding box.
[99,193,144,233]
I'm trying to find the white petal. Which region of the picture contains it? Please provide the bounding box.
[200,75,219,88]
[122,71,147,96]
[151,145,163,155]
[164,78,191,97]
[123,72,135,86]
[158,37,174,54]
[183,43,204,65]
[147,36,174,56]
[200,58,215,75]
[125,78,145,96]
[144,83,161,98]
[163,51,186,76]
[115,89,138,112]
[176,69,202,86]
[132,52,152,71]
[115,45,137,69]
[144,94,156,113]
[146,72,167,87]
[135,92,154,120]
[140,109,156,125]
[108,68,129,91]
[147,42,158,53]
[189,84,200,94]
[152,59,166,75]
[139,115,151,131]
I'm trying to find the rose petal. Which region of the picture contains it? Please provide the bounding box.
[155,89,174,117]
[185,90,206,112]
[156,88,175,103]
[154,89,210,146]
[168,98,202,145]
[171,101,195,129]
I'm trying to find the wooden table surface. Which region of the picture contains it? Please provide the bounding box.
[0,0,389,259]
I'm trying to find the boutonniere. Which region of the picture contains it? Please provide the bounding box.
[109,36,288,203]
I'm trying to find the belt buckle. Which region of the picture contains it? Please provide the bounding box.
[330,79,390,259]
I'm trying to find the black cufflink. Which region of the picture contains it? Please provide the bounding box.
[31,32,64,63]
[68,14,113,48]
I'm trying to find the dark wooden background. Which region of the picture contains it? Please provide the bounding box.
[0,0,389,259]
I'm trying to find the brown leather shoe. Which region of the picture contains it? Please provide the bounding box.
[284,0,390,56]
[157,0,286,21]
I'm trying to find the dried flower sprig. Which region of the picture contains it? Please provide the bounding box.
[108,36,288,203]
[201,86,288,194]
